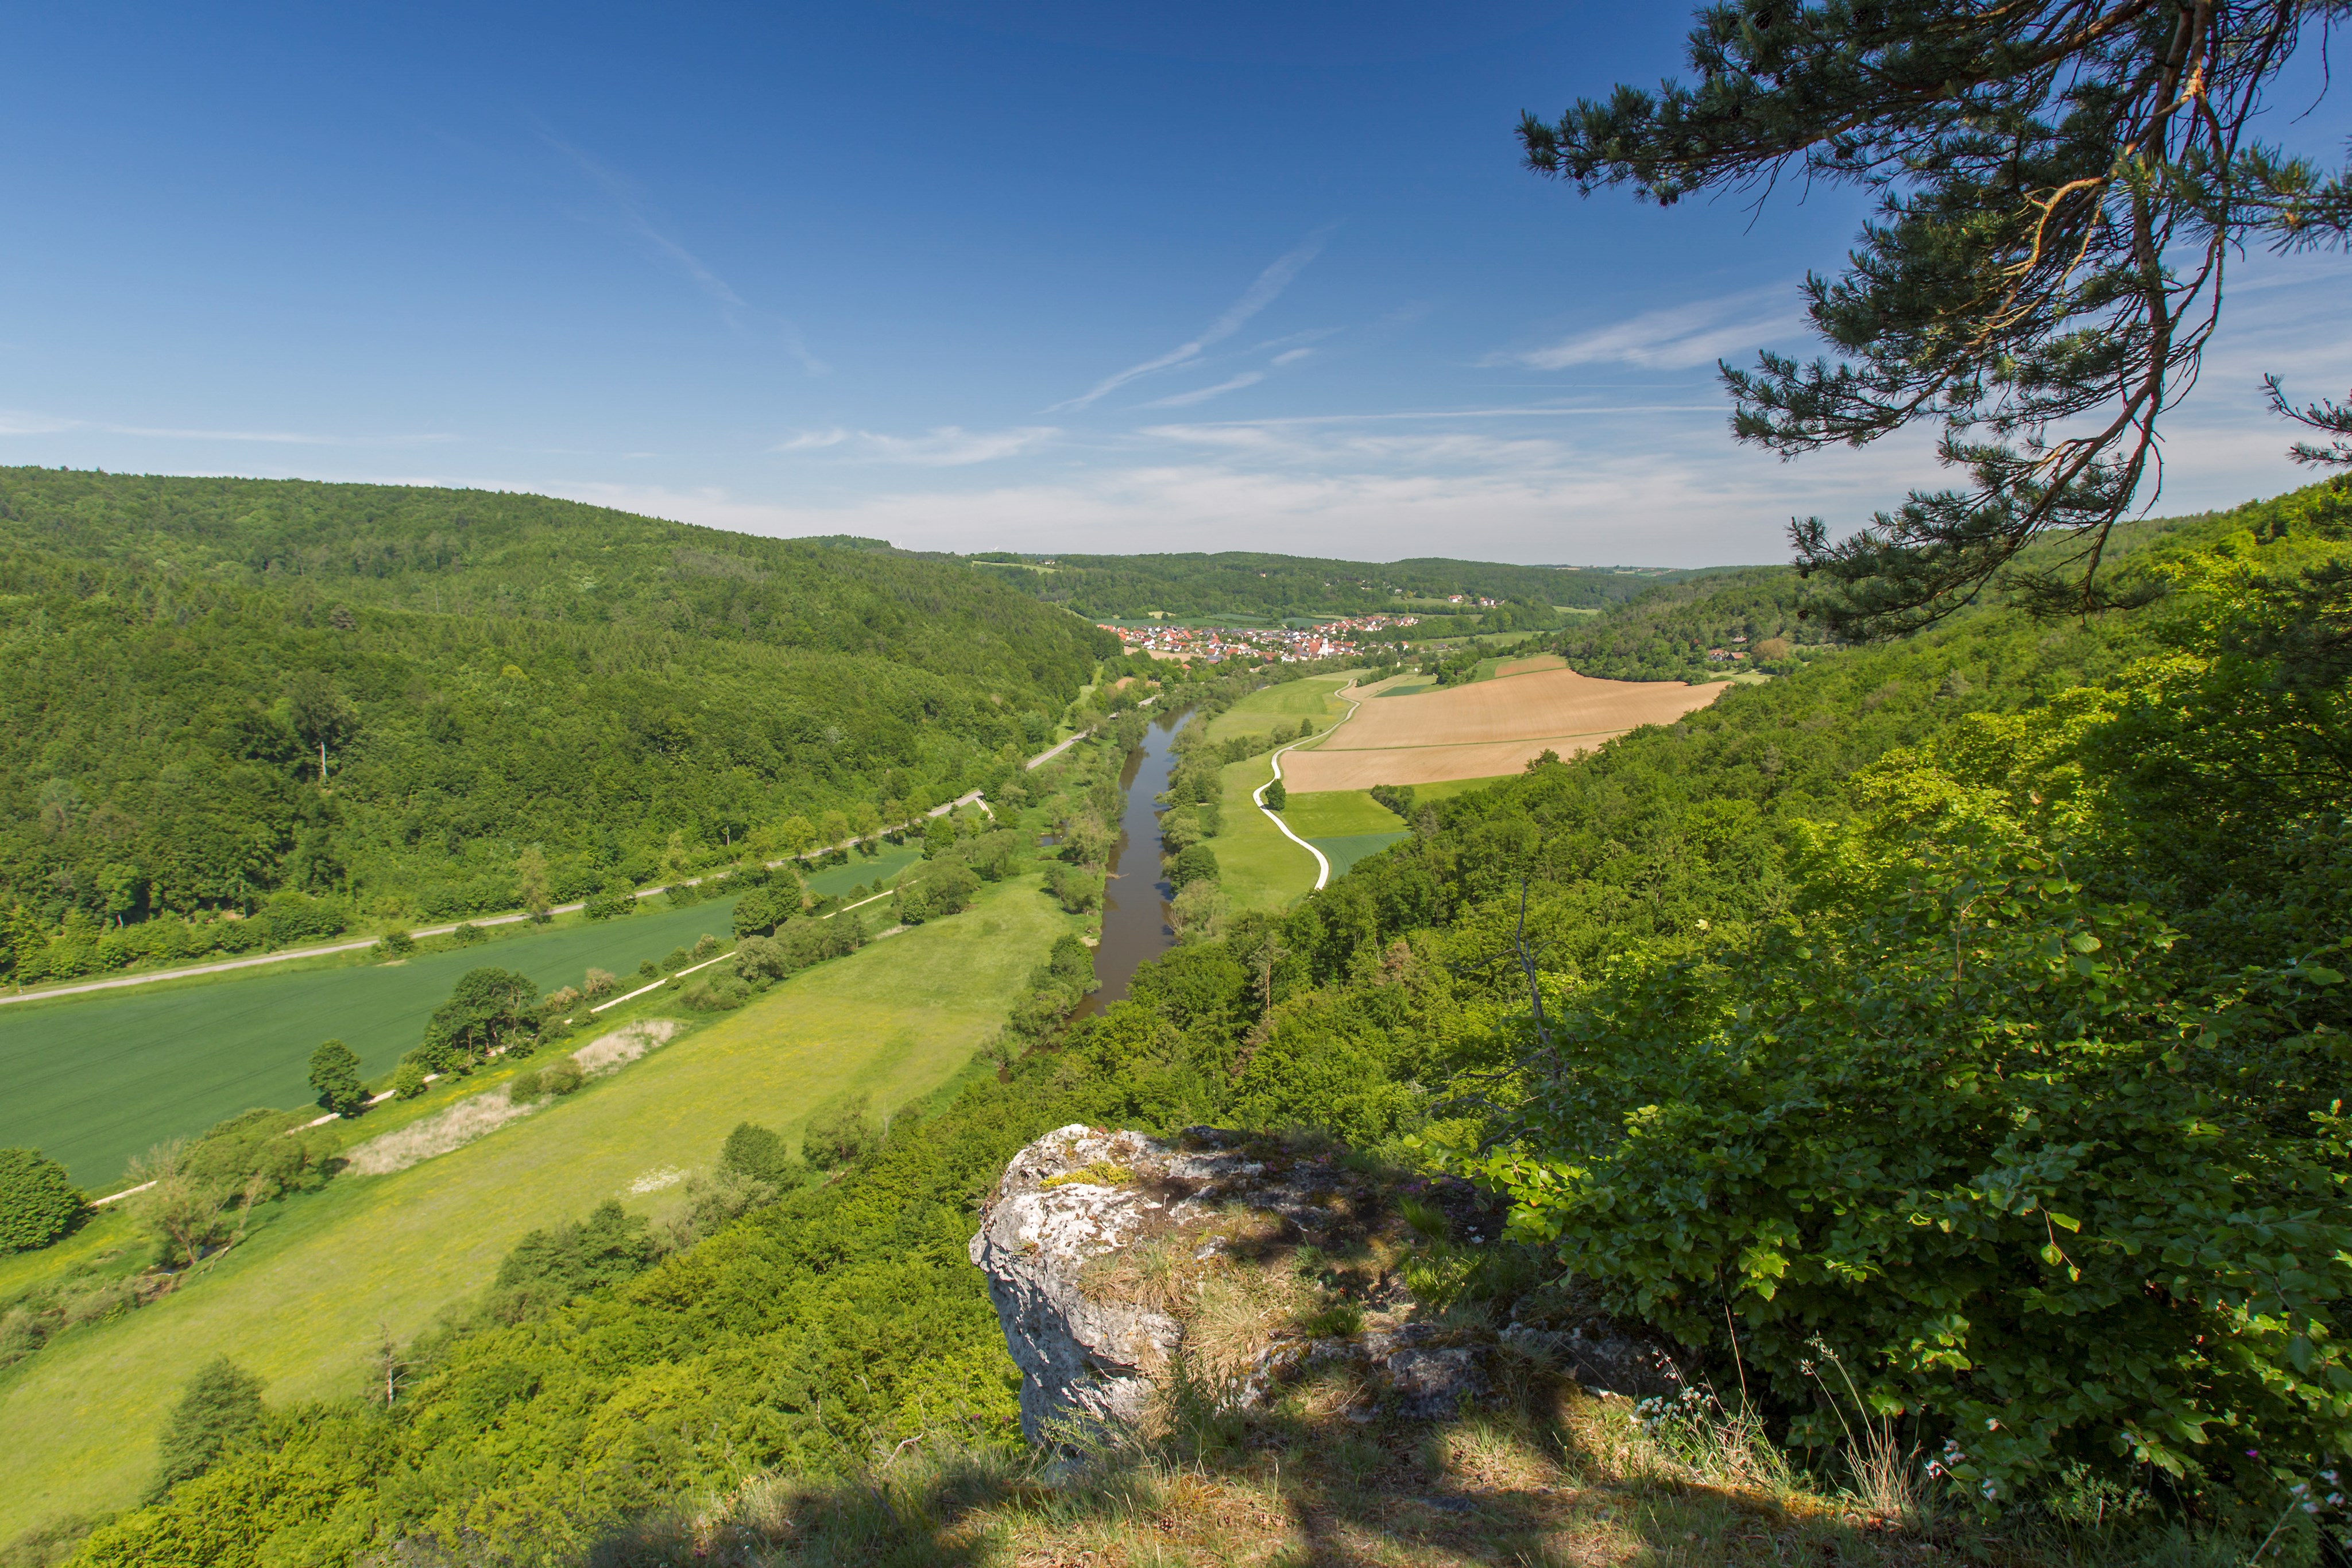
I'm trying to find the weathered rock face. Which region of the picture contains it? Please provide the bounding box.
[968,1123,1684,1448]
[965,1125,1186,1443]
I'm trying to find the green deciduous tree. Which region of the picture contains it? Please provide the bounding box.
[0,1147,84,1253]
[1523,0,2352,636]
[418,968,540,1072]
[148,1357,266,1502]
[802,1093,876,1170]
[306,1039,367,1117]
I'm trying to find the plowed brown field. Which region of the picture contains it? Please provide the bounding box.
[1281,668,1726,791]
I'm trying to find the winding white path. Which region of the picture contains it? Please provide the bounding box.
[1250,682,1365,893]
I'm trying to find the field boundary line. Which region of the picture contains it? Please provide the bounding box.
[1311,724,1634,754]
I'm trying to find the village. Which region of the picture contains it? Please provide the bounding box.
[1097,611,1420,664]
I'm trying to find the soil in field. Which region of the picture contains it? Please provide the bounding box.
[1283,668,1725,791]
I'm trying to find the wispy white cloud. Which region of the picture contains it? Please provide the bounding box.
[0,410,456,446]
[543,130,828,376]
[1494,286,1808,373]
[1050,231,1330,411]
[773,424,1059,466]
[1142,371,1266,409]
[1270,347,1315,367]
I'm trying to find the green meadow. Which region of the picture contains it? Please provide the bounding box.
[0,873,1080,1540]
[1205,678,1360,911]
[1283,789,1410,881]
[1202,673,1353,745]
[0,897,753,1189]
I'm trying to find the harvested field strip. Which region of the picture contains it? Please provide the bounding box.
[1492,653,1566,677]
[1282,734,1631,792]
[1313,668,1722,753]
[1317,724,1634,753]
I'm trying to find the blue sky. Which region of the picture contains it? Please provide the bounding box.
[2,2,2345,566]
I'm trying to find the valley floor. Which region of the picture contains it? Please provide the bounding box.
[0,876,1082,1541]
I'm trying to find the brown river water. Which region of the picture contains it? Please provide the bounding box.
[1071,704,1194,1016]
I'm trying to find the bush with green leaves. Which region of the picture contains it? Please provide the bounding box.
[416,967,539,1073]
[730,877,802,938]
[306,1039,366,1117]
[0,1147,84,1254]
[716,1121,800,1189]
[1169,843,1219,891]
[894,861,980,925]
[802,1093,877,1170]
[148,1357,266,1503]
[1474,820,2352,1505]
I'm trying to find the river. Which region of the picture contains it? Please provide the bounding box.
[1073,705,1193,1016]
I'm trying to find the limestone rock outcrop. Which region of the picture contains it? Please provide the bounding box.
[966,1123,1681,1448]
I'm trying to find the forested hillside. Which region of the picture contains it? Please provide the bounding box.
[67,481,2351,1564]
[0,469,1116,975]
[962,549,1680,622]
[1546,564,1816,680]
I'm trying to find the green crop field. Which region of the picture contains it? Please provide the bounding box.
[802,841,922,900]
[0,874,1080,1541]
[0,897,754,1189]
[1281,790,1407,839]
[1409,773,1517,803]
[1310,832,1409,878]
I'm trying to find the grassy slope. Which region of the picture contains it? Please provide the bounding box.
[0,876,1078,1539]
[0,897,752,1189]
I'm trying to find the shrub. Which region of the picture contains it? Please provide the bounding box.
[539,1058,584,1096]
[1044,862,1102,914]
[1368,784,1415,819]
[1478,828,2352,1506]
[417,968,540,1073]
[922,815,956,858]
[485,1201,655,1322]
[802,1093,876,1170]
[506,1069,543,1104]
[895,862,980,925]
[660,946,691,973]
[664,881,702,908]
[148,1357,265,1502]
[307,1039,368,1117]
[680,976,745,1012]
[1263,779,1286,811]
[1170,843,1220,891]
[582,890,635,921]
[392,1060,428,1099]
[581,967,616,998]
[730,878,802,938]
[717,1121,798,1187]
[374,930,416,959]
[0,1148,84,1253]
[448,923,485,946]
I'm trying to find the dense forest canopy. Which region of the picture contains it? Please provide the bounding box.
[0,468,1116,951]
[957,548,1695,622]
